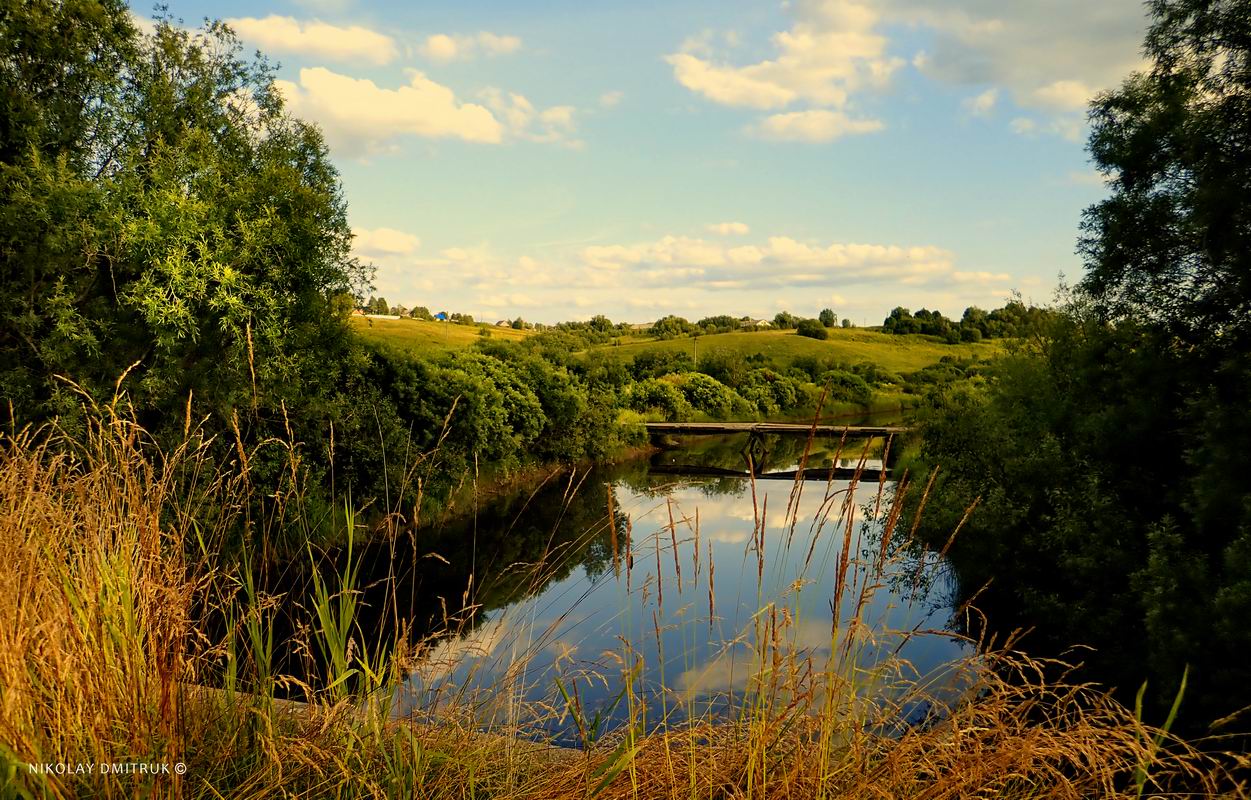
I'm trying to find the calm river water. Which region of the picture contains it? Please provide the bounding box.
[358,432,970,742]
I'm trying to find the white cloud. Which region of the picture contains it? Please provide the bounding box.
[479,89,581,147]
[276,68,502,154]
[1008,115,1083,142]
[748,109,883,142]
[707,222,750,236]
[666,53,799,109]
[669,0,1148,139]
[599,90,624,108]
[353,226,420,257]
[951,270,1011,283]
[276,68,588,154]
[1029,79,1096,112]
[894,0,1147,132]
[581,234,956,287]
[419,31,522,63]
[961,88,998,116]
[666,0,902,112]
[1009,117,1036,135]
[226,16,398,65]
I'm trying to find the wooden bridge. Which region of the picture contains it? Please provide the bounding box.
[648,463,888,482]
[643,422,909,437]
[643,421,910,482]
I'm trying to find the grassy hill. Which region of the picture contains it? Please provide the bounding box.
[594,328,1004,374]
[353,318,1004,375]
[350,317,532,351]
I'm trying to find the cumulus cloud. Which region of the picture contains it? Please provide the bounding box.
[353,226,420,258]
[748,109,883,142]
[357,225,1029,326]
[419,31,522,63]
[1029,79,1097,112]
[961,88,998,116]
[599,90,624,108]
[226,16,398,65]
[895,0,1147,133]
[275,69,581,154]
[707,222,750,235]
[581,233,956,287]
[479,89,581,147]
[276,68,502,154]
[1009,117,1036,135]
[669,0,1148,139]
[666,0,902,111]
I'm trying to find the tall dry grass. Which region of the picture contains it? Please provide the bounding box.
[0,410,1244,799]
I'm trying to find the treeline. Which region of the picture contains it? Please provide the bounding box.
[905,0,1251,739]
[882,301,1053,342]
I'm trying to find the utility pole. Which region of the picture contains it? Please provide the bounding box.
[693,334,698,368]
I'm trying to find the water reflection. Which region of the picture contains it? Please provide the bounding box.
[381,437,969,743]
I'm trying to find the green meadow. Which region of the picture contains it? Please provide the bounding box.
[350,316,534,350]
[596,328,1005,374]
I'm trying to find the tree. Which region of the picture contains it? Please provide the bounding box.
[0,9,369,429]
[795,319,829,340]
[908,0,1251,736]
[840,318,852,328]
[373,297,390,314]
[818,308,837,327]
[882,307,919,334]
[652,315,695,339]
[773,311,798,329]
[1080,0,1251,346]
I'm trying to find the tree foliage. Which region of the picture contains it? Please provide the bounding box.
[909,0,1251,736]
[1080,0,1251,344]
[0,7,367,431]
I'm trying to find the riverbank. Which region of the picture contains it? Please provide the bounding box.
[2,419,1240,798]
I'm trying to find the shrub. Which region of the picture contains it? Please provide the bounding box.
[796,319,829,340]
[819,370,873,405]
[668,372,745,419]
[624,378,692,421]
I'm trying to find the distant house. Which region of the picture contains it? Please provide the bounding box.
[496,320,510,327]
[393,305,410,318]
[350,308,365,316]
[741,318,772,329]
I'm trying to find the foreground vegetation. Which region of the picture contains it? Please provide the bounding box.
[1,415,1241,799]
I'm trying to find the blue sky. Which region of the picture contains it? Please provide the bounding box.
[134,0,1151,324]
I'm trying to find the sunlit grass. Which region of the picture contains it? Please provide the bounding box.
[597,328,1005,375]
[351,317,533,351]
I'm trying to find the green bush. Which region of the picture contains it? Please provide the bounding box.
[624,378,692,421]
[796,319,829,340]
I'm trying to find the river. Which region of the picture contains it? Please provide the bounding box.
[319,430,972,743]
